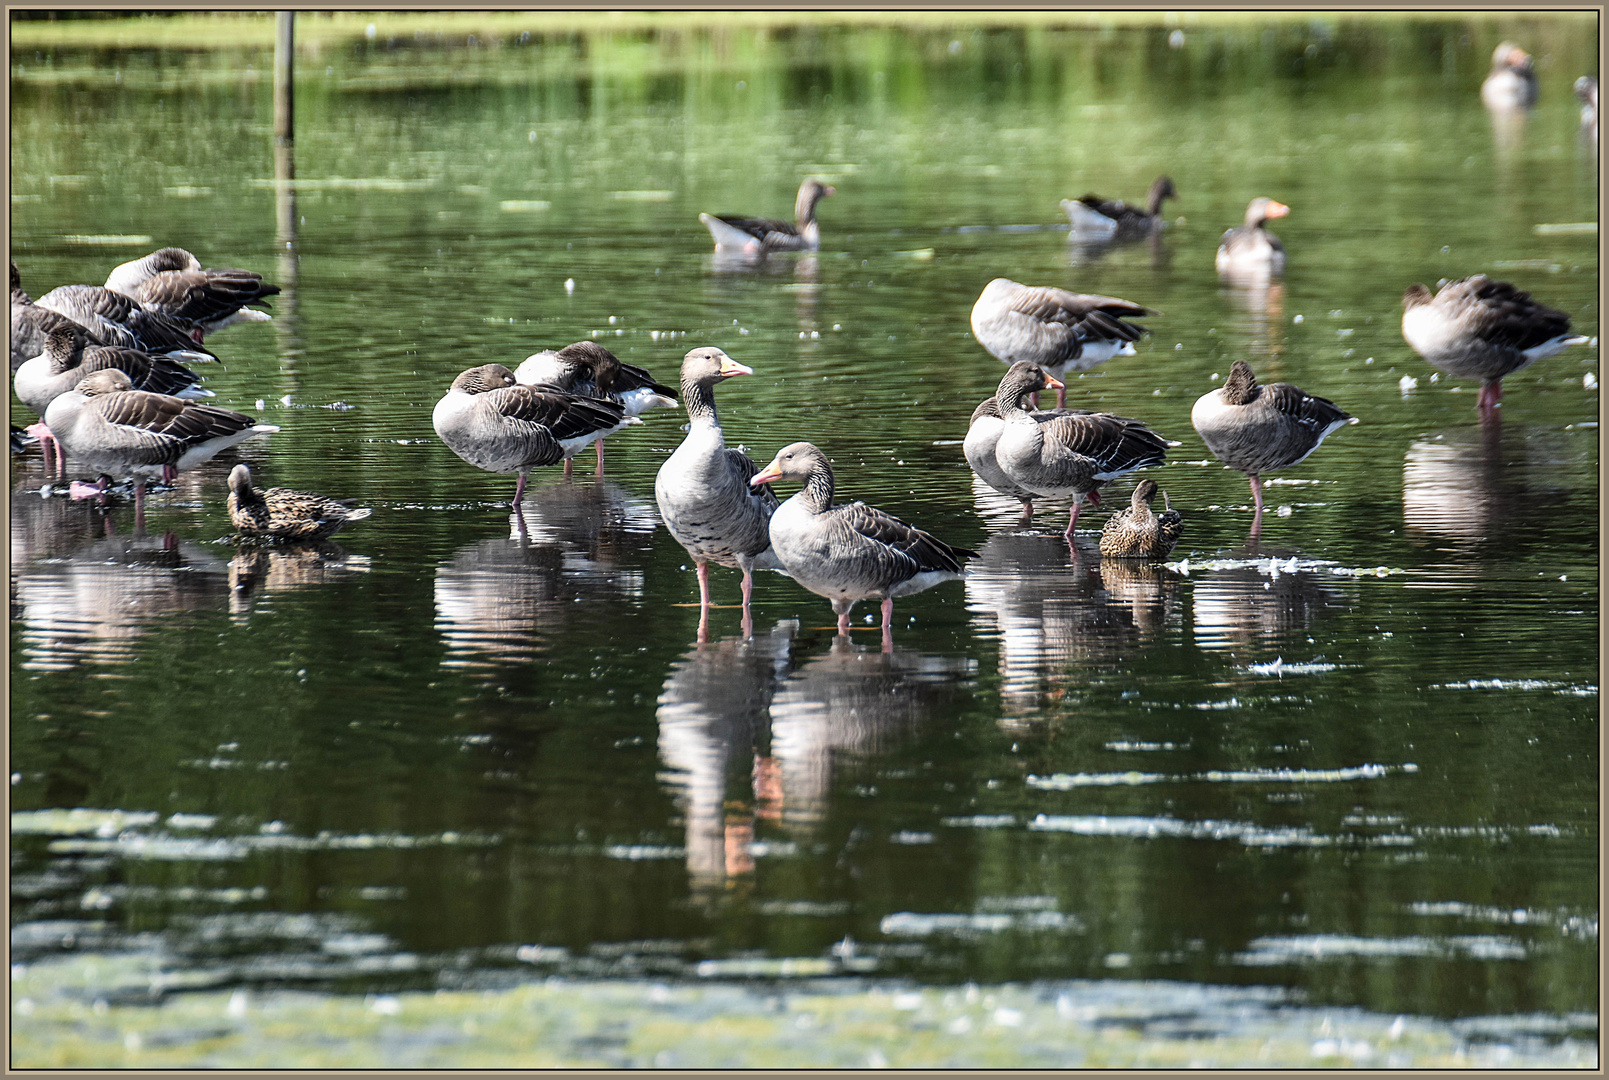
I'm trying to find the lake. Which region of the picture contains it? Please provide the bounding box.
[9,11,1599,1066]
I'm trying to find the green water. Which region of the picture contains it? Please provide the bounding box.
[8,13,1599,1058]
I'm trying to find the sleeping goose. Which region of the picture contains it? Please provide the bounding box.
[969,278,1154,409]
[1099,478,1182,560]
[15,325,212,417]
[750,441,974,647]
[1215,197,1289,275]
[654,347,783,637]
[34,281,217,361]
[1191,359,1355,516]
[699,178,836,255]
[992,361,1172,538]
[1401,276,1590,409]
[12,261,114,372]
[432,363,633,507]
[227,463,372,542]
[103,247,280,341]
[43,368,278,520]
[515,340,677,472]
[1481,41,1538,111]
[1061,175,1177,238]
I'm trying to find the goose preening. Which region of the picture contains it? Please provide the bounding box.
[12,261,112,373]
[1098,478,1183,560]
[1061,175,1177,238]
[1215,197,1289,275]
[654,347,782,638]
[227,463,372,542]
[33,281,217,362]
[699,178,835,255]
[750,441,974,647]
[42,368,278,522]
[969,277,1154,409]
[103,247,280,341]
[15,325,211,416]
[1402,276,1591,410]
[990,361,1172,538]
[1481,41,1538,111]
[515,340,677,472]
[1190,359,1355,516]
[432,363,633,508]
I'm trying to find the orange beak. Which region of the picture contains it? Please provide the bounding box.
[750,463,782,487]
[718,357,754,378]
[1265,201,1291,219]
[1043,374,1066,390]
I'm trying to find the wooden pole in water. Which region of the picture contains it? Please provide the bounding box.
[274,11,294,144]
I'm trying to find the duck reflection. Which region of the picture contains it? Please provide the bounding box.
[656,621,796,890]
[227,543,370,618]
[965,531,1178,721]
[1402,422,1577,551]
[435,479,651,670]
[11,489,232,670]
[1190,558,1347,653]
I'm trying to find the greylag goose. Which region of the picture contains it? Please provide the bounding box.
[1481,42,1538,110]
[1061,175,1177,237]
[1576,76,1598,142]
[15,325,211,416]
[750,441,974,645]
[34,281,217,361]
[992,361,1172,538]
[43,368,278,520]
[1098,478,1182,560]
[431,363,632,506]
[963,394,1101,525]
[1190,359,1355,516]
[515,340,677,472]
[103,247,279,340]
[11,261,114,372]
[654,346,782,638]
[969,277,1154,409]
[699,178,835,255]
[1401,276,1589,410]
[1215,197,1289,275]
[227,463,371,542]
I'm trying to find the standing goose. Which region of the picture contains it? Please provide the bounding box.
[1215,197,1289,275]
[1061,175,1178,237]
[654,346,783,637]
[699,178,836,255]
[515,340,677,472]
[1099,478,1183,560]
[969,277,1154,409]
[963,395,1098,525]
[432,363,632,507]
[750,441,974,647]
[34,281,217,361]
[992,361,1172,538]
[1481,41,1538,111]
[1191,359,1355,516]
[227,464,372,542]
[103,247,280,341]
[15,325,212,417]
[1401,276,1590,409]
[43,368,278,521]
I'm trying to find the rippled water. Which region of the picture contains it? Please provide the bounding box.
[8,13,1599,1048]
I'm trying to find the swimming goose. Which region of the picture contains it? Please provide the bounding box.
[1401,276,1589,410]
[15,325,212,418]
[103,247,280,340]
[43,368,278,519]
[1099,479,1182,560]
[1190,359,1355,515]
[34,281,217,361]
[515,340,677,471]
[992,361,1172,538]
[750,441,974,645]
[699,178,836,255]
[1061,175,1177,237]
[654,346,783,636]
[969,277,1154,409]
[1481,42,1538,111]
[227,463,372,542]
[1215,197,1289,275]
[432,363,633,506]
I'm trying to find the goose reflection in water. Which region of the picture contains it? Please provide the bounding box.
[1190,561,1348,654]
[11,486,231,670]
[227,543,370,619]
[965,531,1178,722]
[1218,275,1286,362]
[656,621,796,891]
[1402,423,1581,552]
[435,478,652,670]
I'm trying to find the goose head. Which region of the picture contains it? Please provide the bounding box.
[77,368,136,396]
[1148,175,1179,214]
[681,346,753,387]
[1243,197,1290,229]
[796,179,836,225]
[1402,283,1435,311]
[450,364,519,395]
[1491,41,1533,75]
[994,361,1064,411]
[1221,360,1259,405]
[750,441,830,488]
[553,340,623,391]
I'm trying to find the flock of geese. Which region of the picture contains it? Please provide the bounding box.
[9,40,1594,647]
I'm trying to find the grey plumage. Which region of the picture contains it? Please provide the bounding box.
[1215,197,1289,274]
[103,247,279,338]
[14,325,210,417]
[699,178,836,253]
[34,281,217,362]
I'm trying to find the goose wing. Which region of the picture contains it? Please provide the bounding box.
[1037,412,1170,474]
[80,346,203,396]
[723,447,781,509]
[835,501,975,573]
[1005,284,1153,343]
[1455,275,1575,351]
[709,215,800,248]
[133,268,280,324]
[1260,382,1352,432]
[486,385,626,440]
